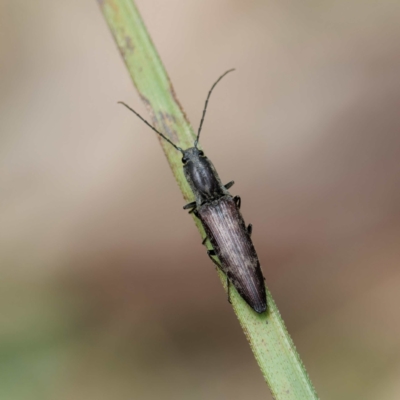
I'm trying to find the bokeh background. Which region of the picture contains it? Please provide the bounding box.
[1,0,400,399]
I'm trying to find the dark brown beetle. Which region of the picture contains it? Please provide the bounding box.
[119,70,267,313]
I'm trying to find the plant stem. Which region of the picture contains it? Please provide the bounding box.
[98,1,318,398]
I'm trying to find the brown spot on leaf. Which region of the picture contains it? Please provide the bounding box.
[163,112,177,124]
[139,94,151,110]
[124,36,135,54]
[120,34,135,59]
[135,95,181,148]
[157,111,179,143]
[138,95,157,124]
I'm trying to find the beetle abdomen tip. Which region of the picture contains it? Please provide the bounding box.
[253,301,267,314]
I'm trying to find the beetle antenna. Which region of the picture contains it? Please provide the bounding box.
[194,68,235,148]
[118,102,184,154]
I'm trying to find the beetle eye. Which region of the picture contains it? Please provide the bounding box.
[182,157,188,164]
[198,151,204,156]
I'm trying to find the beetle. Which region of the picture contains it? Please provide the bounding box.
[119,69,267,313]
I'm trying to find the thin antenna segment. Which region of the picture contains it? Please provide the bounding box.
[194,68,235,148]
[118,101,183,153]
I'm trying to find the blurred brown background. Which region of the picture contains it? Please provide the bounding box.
[1,0,400,399]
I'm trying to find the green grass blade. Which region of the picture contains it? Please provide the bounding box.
[98,1,319,398]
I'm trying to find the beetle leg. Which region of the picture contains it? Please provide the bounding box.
[184,203,199,216]
[233,195,241,209]
[206,250,232,305]
[207,249,216,256]
[227,277,231,304]
[183,201,196,214]
[224,180,234,190]
[207,249,221,269]
[183,201,196,209]
[247,223,253,236]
